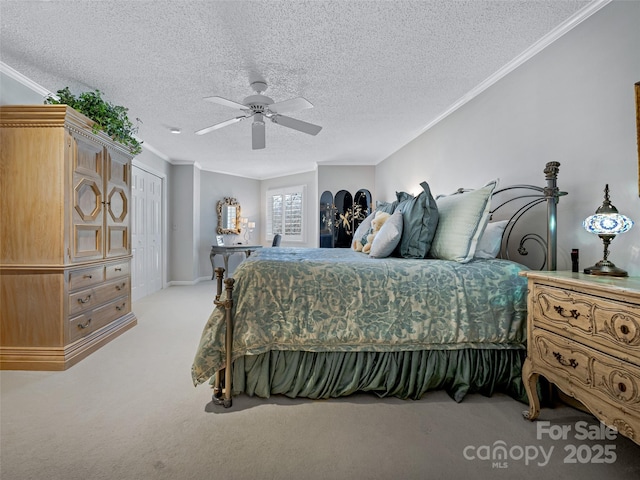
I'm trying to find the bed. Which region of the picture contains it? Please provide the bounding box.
[192,162,565,407]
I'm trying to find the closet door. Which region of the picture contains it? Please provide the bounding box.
[131,166,163,301]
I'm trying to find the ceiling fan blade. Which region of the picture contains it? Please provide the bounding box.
[203,96,247,110]
[271,114,322,136]
[195,116,247,135]
[252,115,265,150]
[269,97,313,114]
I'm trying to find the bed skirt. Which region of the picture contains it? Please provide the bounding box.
[225,348,528,403]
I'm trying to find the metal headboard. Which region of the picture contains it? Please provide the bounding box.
[490,161,567,270]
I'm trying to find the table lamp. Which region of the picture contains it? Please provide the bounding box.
[582,184,633,277]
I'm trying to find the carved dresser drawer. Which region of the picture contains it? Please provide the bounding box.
[530,283,640,365]
[521,271,640,446]
[531,329,640,423]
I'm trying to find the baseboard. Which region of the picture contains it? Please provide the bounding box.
[167,276,212,287]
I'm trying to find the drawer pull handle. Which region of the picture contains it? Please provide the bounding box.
[618,382,627,393]
[83,274,93,279]
[78,318,92,329]
[115,267,122,272]
[115,282,126,291]
[77,295,92,304]
[620,325,630,335]
[116,303,126,311]
[553,305,580,319]
[553,351,578,368]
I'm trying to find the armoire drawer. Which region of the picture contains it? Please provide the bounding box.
[105,261,129,280]
[68,295,130,343]
[69,277,130,316]
[69,266,105,290]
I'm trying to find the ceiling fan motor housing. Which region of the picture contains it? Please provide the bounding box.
[242,94,274,115]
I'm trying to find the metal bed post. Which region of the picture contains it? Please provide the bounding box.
[543,161,561,271]
[212,272,235,408]
[214,267,224,303]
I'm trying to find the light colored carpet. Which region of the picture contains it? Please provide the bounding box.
[1,281,639,480]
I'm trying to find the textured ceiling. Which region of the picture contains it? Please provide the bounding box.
[0,0,594,179]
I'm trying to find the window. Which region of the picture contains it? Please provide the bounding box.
[266,185,305,243]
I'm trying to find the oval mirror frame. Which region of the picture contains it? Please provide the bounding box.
[217,197,241,235]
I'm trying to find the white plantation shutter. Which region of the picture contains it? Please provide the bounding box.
[266,185,305,242]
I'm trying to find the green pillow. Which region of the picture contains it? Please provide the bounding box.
[394,181,439,258]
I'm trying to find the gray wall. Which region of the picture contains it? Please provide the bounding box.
[199,170,261,278]
[169,164,197,282]
[261,170,318,248]
[318,165,376,203]
[376,0,640,275]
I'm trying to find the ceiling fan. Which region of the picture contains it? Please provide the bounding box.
[195,81,322,149]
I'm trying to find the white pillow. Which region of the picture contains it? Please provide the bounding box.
[351,211,375,248]
[430,180,498,263]
[369,211,403,258]
[474,220,508,259]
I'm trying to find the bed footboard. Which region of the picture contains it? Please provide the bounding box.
[212,268,235,408]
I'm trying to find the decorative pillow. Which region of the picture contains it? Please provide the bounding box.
[394,181,439,258]
[351,211,375,248]
[430,180,498,263]
[369,210,403,258]
[474,220,508,259]
[375,200,397,214]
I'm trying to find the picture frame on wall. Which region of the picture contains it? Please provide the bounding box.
[216,235,225,247]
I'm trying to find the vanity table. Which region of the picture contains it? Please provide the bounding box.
[210,245,262,279]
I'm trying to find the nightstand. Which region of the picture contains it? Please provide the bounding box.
[520,271,640,446]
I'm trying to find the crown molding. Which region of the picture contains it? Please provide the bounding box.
[0,62,54,98]
[141,141,171,162]
[415,0,612,138]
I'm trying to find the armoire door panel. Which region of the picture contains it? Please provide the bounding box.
[74,177,103,222]
[105,148,131,259]
[73,224,103,260]
[72,134,103,179]
[107,186,127,222]
[106,226,129,258]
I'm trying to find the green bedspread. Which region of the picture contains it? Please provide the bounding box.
[192,248,528,386]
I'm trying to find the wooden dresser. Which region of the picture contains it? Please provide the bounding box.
[520,271,640,446]
[0,105,137,370]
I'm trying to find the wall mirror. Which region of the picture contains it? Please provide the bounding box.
[217,197,241,234]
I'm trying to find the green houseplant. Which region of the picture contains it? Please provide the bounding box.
[45,87,143,155]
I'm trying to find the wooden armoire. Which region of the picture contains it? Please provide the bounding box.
[0,105,137,370]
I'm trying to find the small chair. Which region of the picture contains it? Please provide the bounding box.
[272,234,282,247]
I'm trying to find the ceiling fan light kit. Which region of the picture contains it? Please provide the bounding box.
[195,81,322,149]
